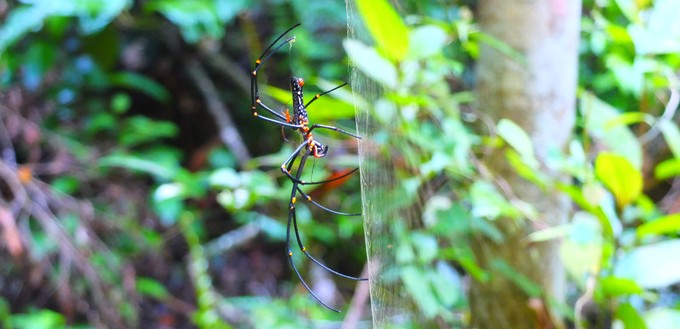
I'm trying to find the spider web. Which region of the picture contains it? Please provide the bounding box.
[346,1,427,327]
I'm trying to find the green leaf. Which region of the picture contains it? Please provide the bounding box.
[628,0,680,55]
[10,309,66,329]
[0,6,48,53]
[637,214,680,238]
[355,0,409,62]
[262,84,356,122]
[401,266,438,318]
[407,25,448,59]
[110,72,170,103]
[145,0,223,43]
[560,212,603,284]
[655,158,680,180]
[343,39,397,88]
[595,152,642,207]
[601,277,643,296]
[99,153,178,180]
[497,119,539,168]
[136,277,170,299]
[614,239,680,289]
[616,302,647,329]
[209,168,241,189]
[580,93,642,168]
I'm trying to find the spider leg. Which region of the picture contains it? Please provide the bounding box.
[303,82,348,109]
[286,150,341,312]
[309,124,362,139]
[250,24,304,126]
[281,145,360,186]
[289,152,367,282]
[295,186,361,216]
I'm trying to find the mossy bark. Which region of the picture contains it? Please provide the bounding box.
[471,0,582,328]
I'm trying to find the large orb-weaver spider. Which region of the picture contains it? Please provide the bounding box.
[250,24,366,312]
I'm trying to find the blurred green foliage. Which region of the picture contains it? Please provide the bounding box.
[1,0,680,328]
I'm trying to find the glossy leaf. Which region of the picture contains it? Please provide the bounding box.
[145,0,223,43]
[659,119,680,159]
[497,119,539,169]
[628,0,680,55]
[401,266,438,319]
[655,158,680,180]
[601,277,643,296]
[637,214,680,238]
[343,39,398,88]
[644,308,680,329]
[355,0,409,62]
[616,302,647,329]
[408,25,448,59]
[614,239,680,289]
[595,152,642,207]
[580,93,642,168]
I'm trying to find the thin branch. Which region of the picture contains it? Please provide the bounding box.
[0,107,17,166]
[640,74,680,144]
[341,263,370,329]
[186,59,251,167]
[204,220,261,258]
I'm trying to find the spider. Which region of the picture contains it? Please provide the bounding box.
[250,24,366,312]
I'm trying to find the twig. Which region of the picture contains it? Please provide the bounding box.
[341,263,370,329]
[204,221,261,258]
[640,73,680,144]
[202,51,251,95]
[186,59,251,167]
[0,108,17,166]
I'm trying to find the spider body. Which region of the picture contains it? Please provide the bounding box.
[289,77,328,158]
[248,24,365,312]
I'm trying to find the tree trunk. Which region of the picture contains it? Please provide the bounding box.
[471,0,581,328]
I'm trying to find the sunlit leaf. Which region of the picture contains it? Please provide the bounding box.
[343,39,398,88]
[561,212,603,284]
[595,152,642,207]
[615,0,641,23]
[628,0,680,54]
[616,302,647,329]
[580,93,642,168]
[401,266,438,318]
[614,239,680,289]
[9,309,66,329]
[209,168,241,189]
[497,119,539,169]
[655,158,680,180]
[603,112,653,129]
[408,25,448,59]
[145,0,223,43]
[0,6,47,53]
[355,0,409,61]
[659,119,680,159]
[644,308,680,329]
[601,277,643,296]
[637,214,680,238]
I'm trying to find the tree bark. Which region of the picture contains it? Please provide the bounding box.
[471,0,581,328]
